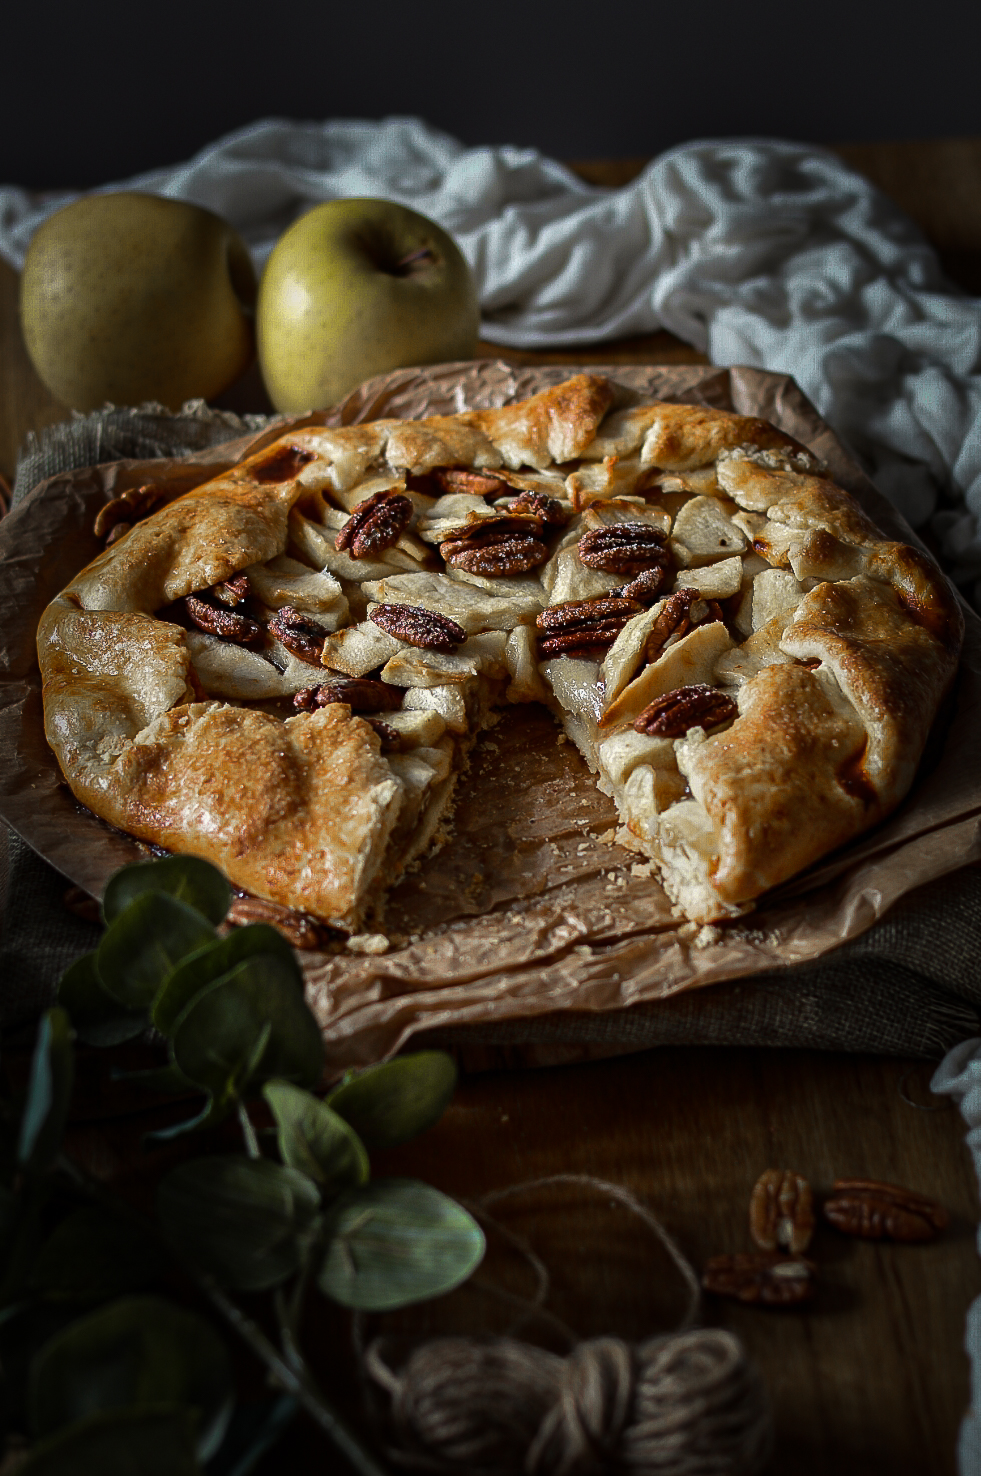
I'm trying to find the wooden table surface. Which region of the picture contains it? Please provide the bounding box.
[3,138,981,1474]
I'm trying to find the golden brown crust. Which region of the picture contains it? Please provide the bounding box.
[864,542,965,653]
[680,663,870,903]
[107,703,401,926]
[470,373,615,467]
[780,577,955,803]
[36,374,964,929]
[380,416,502,475]
[642,404,800,471]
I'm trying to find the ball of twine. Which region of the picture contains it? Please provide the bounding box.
[363,1175,773,1476]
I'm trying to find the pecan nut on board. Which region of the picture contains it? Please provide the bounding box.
[822,1179,949,1242]
[702,1252,816,1306]
[749,1169,815,1254]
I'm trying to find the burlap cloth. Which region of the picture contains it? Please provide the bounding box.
[3,373,980,1066]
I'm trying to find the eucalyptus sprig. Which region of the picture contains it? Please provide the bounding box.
[0,857,482,1474]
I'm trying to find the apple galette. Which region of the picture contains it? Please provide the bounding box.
[37,374,963,931]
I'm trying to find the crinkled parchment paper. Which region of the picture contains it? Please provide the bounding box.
[2,362,980,1074]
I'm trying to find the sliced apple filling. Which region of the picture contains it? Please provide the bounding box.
[39,375,963,933]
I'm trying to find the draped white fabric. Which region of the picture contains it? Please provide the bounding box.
[3,116,980,587]
[933,1044,981,1475]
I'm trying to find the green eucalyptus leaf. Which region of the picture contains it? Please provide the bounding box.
[110,1062,195,1095]
[20,1406,202,1476]
[153,925,300,1037]
[206,1393,297,1476]
[157,1156,320,1291]
[0,1184,17,1240]
[317,1178,484,1311]
[29,1295,232,1460]
[96,893,216,1009]
[0,1298,30,1328]
[30,1207,165,1303]
[0,1177,55,1310]
[142,1097,228,1148]
[327,1051,457,1149]
[102,855,231,927]
[57,954,147,1047]
[171,958,323,1106]
[263,1081,369,1193]
[18,1009,74,1175]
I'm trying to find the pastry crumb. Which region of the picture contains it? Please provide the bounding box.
[630,861,654,879]
[346,933,390,955]
[694,924,722,949]
[598,828,617,844]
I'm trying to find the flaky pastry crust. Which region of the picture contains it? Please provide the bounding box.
[37,374,964,929]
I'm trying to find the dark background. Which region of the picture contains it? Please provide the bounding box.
[4,0,979,189]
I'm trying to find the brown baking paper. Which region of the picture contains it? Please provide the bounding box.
[2,362,980,1075]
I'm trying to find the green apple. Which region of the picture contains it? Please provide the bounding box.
[20,192,257,412]
[257,199,480,413]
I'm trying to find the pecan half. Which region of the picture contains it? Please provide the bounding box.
[212,573,251,607]
[612,567,671,604]
[822,1179,948,1242]
[633,684,737,738]
[93,499,131,541]
[120,482,165,512]
[536,595,641,657]
[184,593,262,645]
[441,526,549,577]
[432,467,511,498]
[364,716,400,750]
[750,1170,815,1254]
[642,587,702,661]
[702,1252,816,1306]
[370,603,466,651]
[505,490,569,526]
[268,606,329,665]
[578,523,670,576]
[226,894,338,951]
[335,489,413,558]
[293,678,403,713]
[94,482,165,542]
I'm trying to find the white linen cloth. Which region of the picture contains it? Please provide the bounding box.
[3,116,981,590]
[934,1045,981,1475]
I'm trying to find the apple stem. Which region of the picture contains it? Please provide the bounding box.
[394,247,437,273]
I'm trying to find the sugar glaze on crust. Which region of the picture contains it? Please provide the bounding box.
[37,375,964,930]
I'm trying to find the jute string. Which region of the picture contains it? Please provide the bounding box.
[361,1174,773,1475]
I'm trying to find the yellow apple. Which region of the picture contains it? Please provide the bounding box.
[257,199,480,413]
[20,193,257,412]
